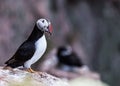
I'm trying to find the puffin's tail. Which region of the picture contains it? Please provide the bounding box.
[4,58,21,69]
[3,59,14,69]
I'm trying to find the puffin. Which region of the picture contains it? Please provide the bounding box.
[4,18,52,73]
[56,46,83,67]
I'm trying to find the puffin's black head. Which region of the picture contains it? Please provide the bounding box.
[36,18,52,35]
[57,46,72,57]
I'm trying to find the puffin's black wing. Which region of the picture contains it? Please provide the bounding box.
[58,53,83,67]
[67,53,83,67]
[5,41,35,68]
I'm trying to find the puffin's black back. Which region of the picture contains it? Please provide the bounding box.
[5,24,44,68]
[57,46,83,67]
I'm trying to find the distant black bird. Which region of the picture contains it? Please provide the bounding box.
[4,18,52,73]
[56,46,83,67]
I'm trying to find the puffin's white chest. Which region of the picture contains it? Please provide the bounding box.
[24,35,47,68]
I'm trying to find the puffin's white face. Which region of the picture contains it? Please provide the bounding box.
[36,19,52,34]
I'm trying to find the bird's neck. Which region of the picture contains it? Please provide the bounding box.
[27,24,44,42]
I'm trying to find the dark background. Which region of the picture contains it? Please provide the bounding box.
[0,0,120,86]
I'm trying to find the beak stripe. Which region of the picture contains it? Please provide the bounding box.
[49,24,52,34]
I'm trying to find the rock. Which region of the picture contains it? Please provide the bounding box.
[0,67,69,86]
[69,77,109,86]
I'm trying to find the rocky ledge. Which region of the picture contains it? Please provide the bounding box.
[0,67,69,86]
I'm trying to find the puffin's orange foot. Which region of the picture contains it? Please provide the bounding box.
[27,68,37,73]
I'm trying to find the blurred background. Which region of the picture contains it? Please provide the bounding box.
[0,0,120,86]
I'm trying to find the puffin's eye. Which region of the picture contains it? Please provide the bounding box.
[42,20,44,23]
